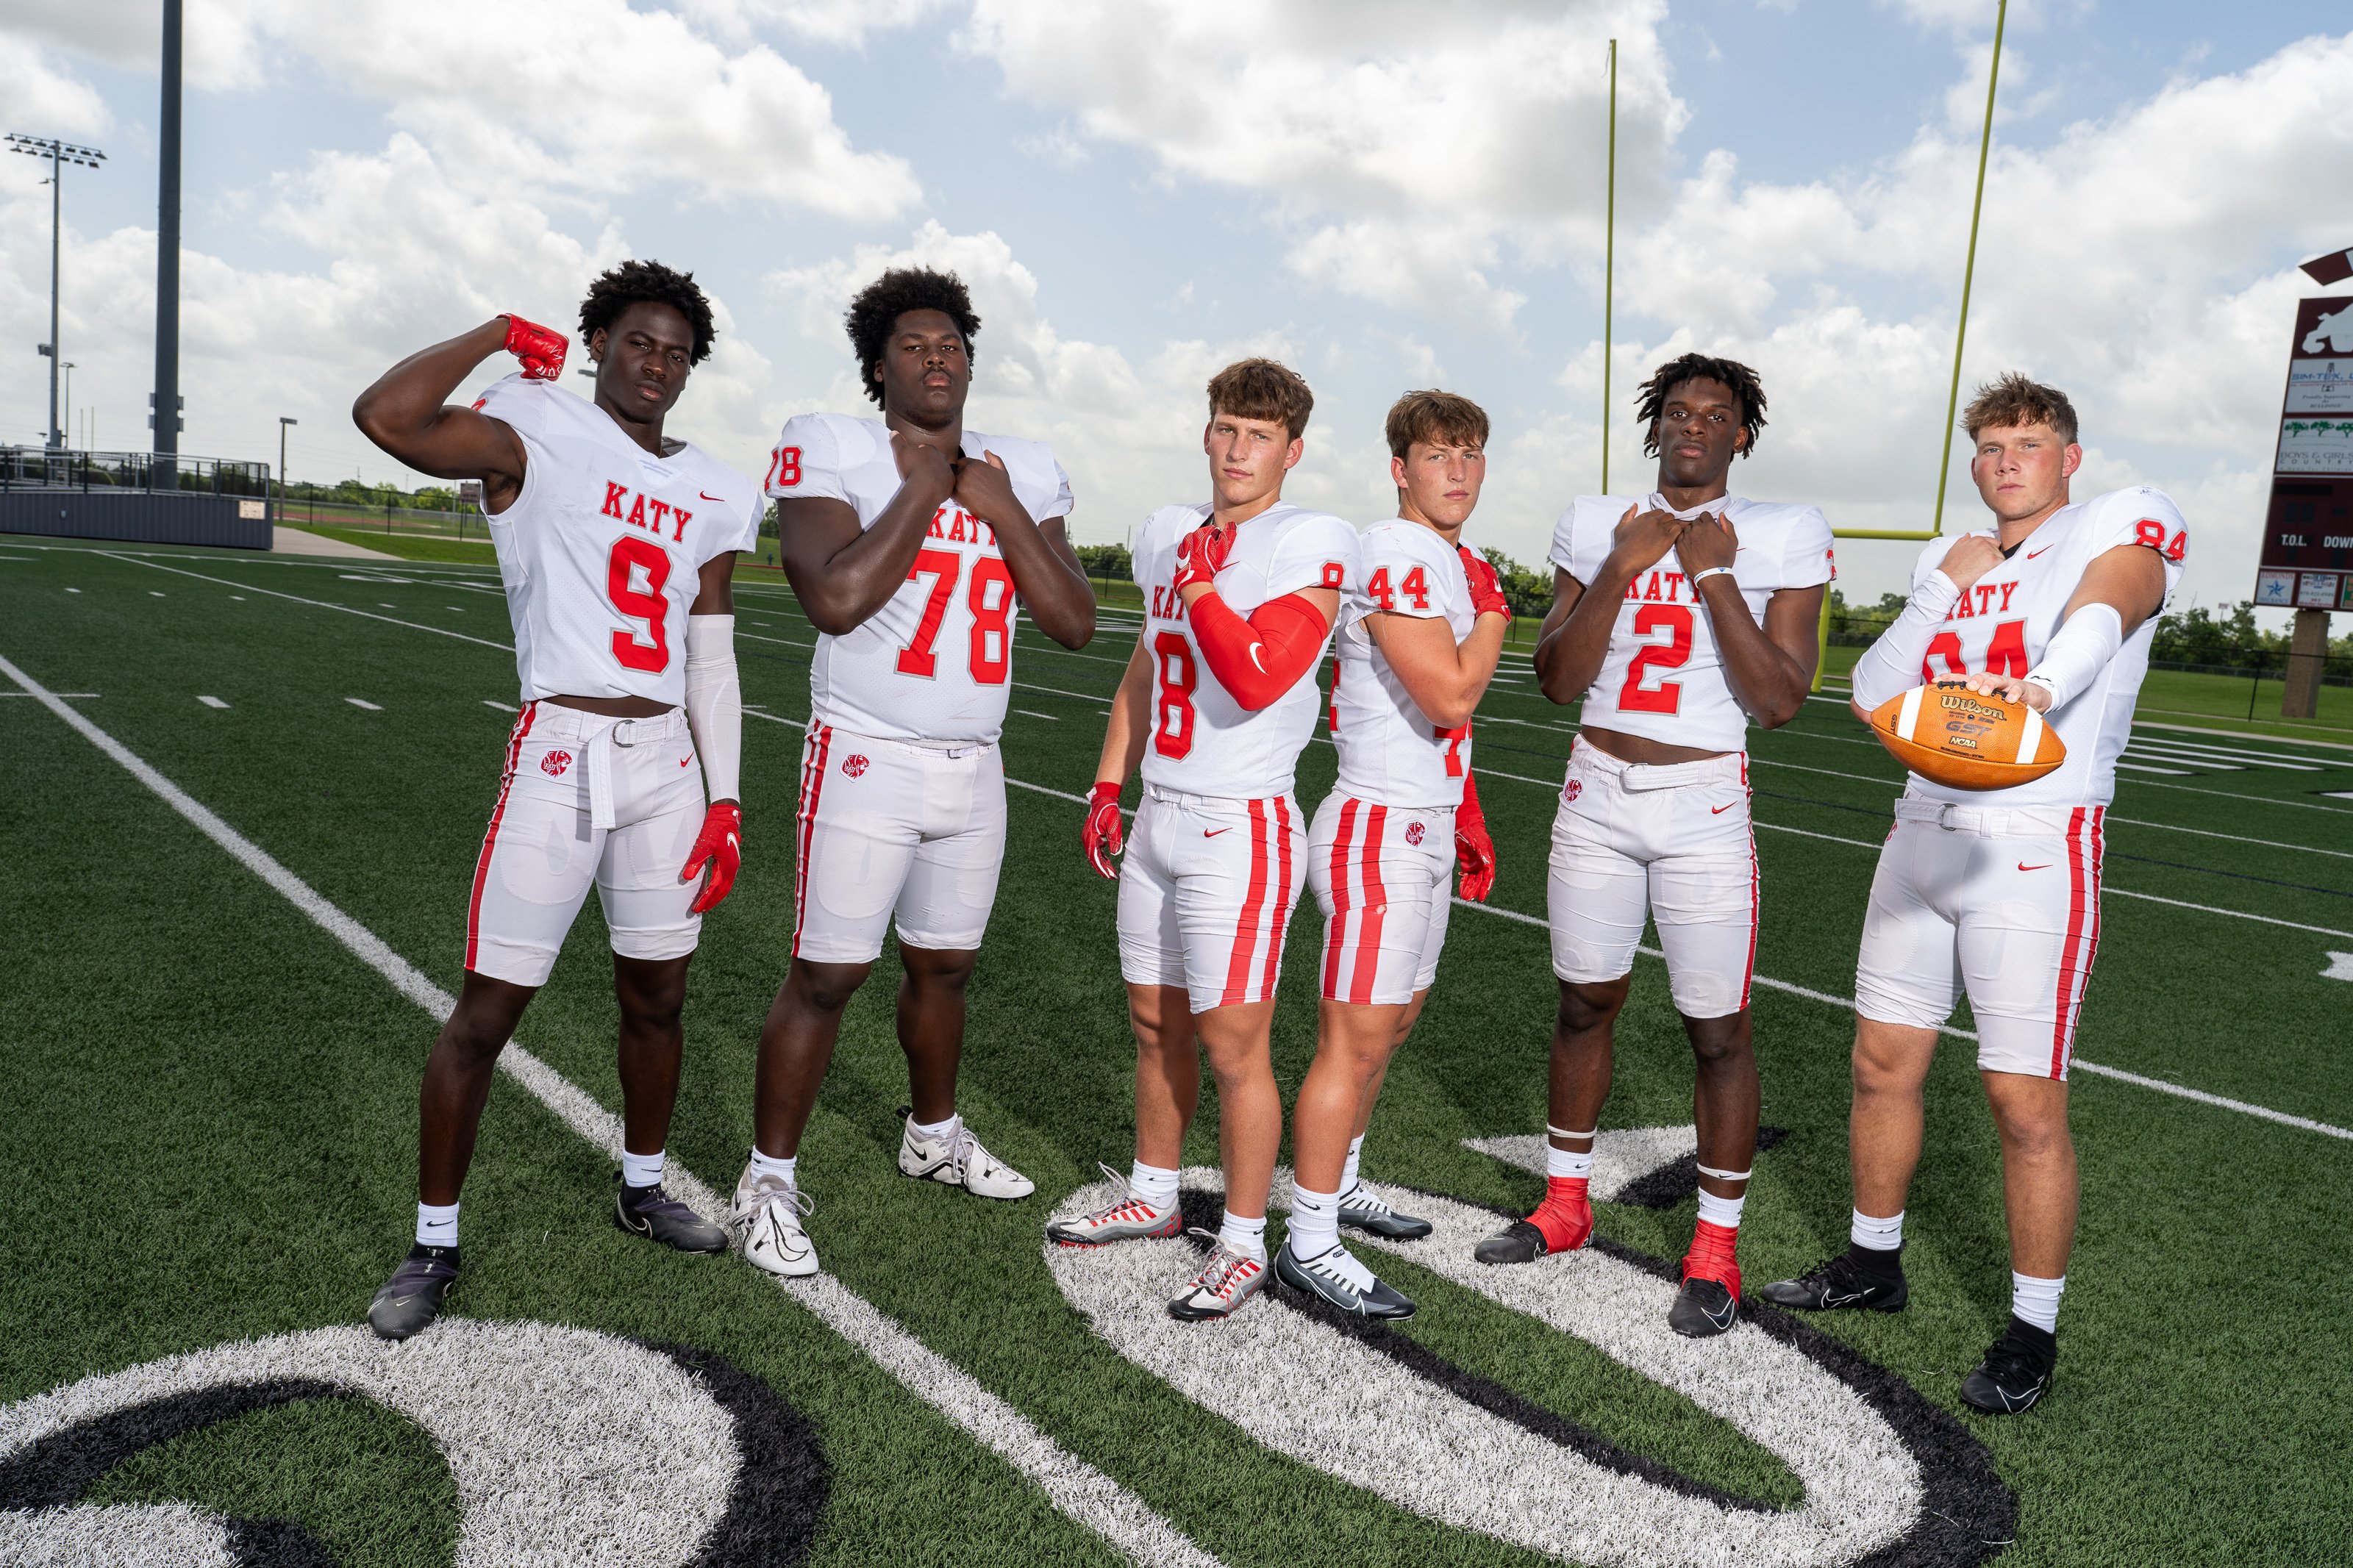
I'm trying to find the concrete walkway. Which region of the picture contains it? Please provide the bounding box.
[272,526,401,561]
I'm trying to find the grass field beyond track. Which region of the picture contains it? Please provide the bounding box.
[3,538,2349,1567]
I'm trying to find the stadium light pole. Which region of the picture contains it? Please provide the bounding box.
[61,363,76,447]
[1602,37,1617,495]
[279,417,297,523]
[154,0,183,489]
[7,133,107,452]
[1810,0,2006,692]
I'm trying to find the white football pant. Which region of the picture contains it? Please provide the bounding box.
[466,701,706,987]
[1307,792,1455,1006]
[791,723,1006,964]
[1118,787,1306,1014]
[1854,800,2107,1080]
[1546,737,1757,1020]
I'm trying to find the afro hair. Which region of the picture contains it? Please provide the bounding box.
[1635,352,1767,459]
[579,259,716,365]
[846,268,982,407]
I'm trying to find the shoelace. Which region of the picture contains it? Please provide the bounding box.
[734,1175,813,1225]
[1073,1162,1161,1228]
[1980,1335,2047,1387]
[1184,1231,1262,1299]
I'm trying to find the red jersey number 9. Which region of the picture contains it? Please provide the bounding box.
[608,536,672,673]
[2132,517,2188,563]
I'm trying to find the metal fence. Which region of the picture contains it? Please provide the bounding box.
[0,446,271,497]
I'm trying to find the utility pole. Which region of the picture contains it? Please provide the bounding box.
[1602,37,1617,495]
[154,0,184,487]
[279,416,297,523]
[6,134,106,452]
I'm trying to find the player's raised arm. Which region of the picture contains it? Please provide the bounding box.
[1675,512,1821,730]
[1964,526,2171,713]
[953,453,1096,648]
[1535,504,1685,704]
[776,431,956,636]
[351,316,556,508]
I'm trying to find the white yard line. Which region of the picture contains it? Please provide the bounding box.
[0,651,1224,1568]
[100,553,517,654]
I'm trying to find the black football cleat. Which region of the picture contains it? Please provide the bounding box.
[1960,1316,2057,1414]
[1473,1219,1552,1265]
[614,1177,729,1254]
[1276,1242,1417,1320]
[1668,1276,1739,1338]
[1760,1245,1910,1313]
[1337,1184,1432,1241]
[368,1244,459,1341]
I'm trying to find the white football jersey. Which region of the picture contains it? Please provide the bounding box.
[474,374,763,706]
[766,412,1073,745]
[1135,501,1360,800]
[1550,492,1834,753]
[1329,520,1478,808]
[1898,487,2188,808]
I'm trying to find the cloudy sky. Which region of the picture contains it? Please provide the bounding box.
[3,0,2347,609]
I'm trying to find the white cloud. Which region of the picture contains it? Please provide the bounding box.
[682,0,954,49]
[960,0,1682,329]
[0,34,114,137]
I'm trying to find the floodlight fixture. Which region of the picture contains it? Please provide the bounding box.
[8,132,108,450]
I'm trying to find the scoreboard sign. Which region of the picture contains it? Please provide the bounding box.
[2258,296,2353,609]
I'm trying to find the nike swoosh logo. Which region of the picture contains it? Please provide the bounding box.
[700,490,723,501]
[679,757,692,767]
[2027,546,2052,559]
[1711,803,1738,814]
[1249,645,1268,673]
[2018,862,2052,871]
[1204,827,1232,837]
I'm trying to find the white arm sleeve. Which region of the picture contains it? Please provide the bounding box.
[2022,602,2122,714]
[685,615,741,803]
[1848,570,1963,711]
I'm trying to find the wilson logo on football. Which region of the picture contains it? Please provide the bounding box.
[540,750,574,778]
[1404,821,1426,846]
[841,754,870,778]
[1563,778,1584,803]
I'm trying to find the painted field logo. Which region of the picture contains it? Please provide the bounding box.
[540,750,573,778]
[1405,821,1426,846]
[841,754,869,778]
[0,1320,826,1565]
[1564,778,1584,803]
[1047,1163,2015,1567]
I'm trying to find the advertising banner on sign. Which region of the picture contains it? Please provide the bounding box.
[2258,298,2353,604]
[2256,570,2296,606]
[2286,357,2353,414]
[2296,572,2342,609]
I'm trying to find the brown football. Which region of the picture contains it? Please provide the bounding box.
[1868,679,2066,791]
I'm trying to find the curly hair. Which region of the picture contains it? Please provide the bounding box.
[1963,372,2078,445]
[1384,389,1489,459]
[1635,353,1766,459]
[1206,358,1314,440]
[846,268,981,407]
[578,259,715,365]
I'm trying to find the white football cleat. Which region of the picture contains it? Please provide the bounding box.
[729,1162,818,1278]
[898,1112,1035,1200]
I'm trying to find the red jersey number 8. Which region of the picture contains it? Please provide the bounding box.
[767,445,802,490]
[1151,631,1197,759]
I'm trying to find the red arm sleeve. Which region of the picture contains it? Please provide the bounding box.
[1185,590,1331,712]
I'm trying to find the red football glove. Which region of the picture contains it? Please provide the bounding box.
[681,801,742,914]
[1460,545,1510,621]
[1172,522,1234,595]
[503,314,568,382]
[1082,780,1125,880]
[1454,766,1496,903]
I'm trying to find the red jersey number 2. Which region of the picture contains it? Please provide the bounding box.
[1618,604,1693,715]
[608,536,672,673]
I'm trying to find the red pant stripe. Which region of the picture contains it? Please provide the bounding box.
[1259,796,1294,1002]
[1346,805,1389,1005]
[1321,796,1360,998]
[465,701,538,973]
[791,724,832,958]
[1220,798,1274,1007]
[2049,806,2090,1078]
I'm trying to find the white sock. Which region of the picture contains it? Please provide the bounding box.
[416,1202,458,1250]
[1217,1210,1268,1260]
[1340,1135,1365,1195]
[1287,1182,1342,1259]
[1695,1188,1746,1230]
[1128,1159,1179,1213]
[2011,1272,2065,1334]
[621,1148,665,1189]
[1546,1142,1595,1181]
[1852,1209,1904,1251]
[748,1147,798,1186]
[909,1111,960,1142]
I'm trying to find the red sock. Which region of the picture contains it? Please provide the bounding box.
[1527,1176,1593,1253]
[1682,1218,1742,1296]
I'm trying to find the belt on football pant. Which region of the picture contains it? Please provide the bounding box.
[580,709,691,831]
[1893,797,2088,837]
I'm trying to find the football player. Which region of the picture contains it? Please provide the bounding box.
[1763,374,2185,1414]
[1279,390,1511,1319]
[1047,359,1359,1322]
[1485,354,1832,1341]
[731,268,1096,1277]
[350,261,763,1339]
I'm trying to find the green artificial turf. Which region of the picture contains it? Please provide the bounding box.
[3,537,2350,1565]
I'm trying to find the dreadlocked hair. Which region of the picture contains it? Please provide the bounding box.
[846,268,981,407]
[1635,353,1767,459]
[579,259,716,365]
